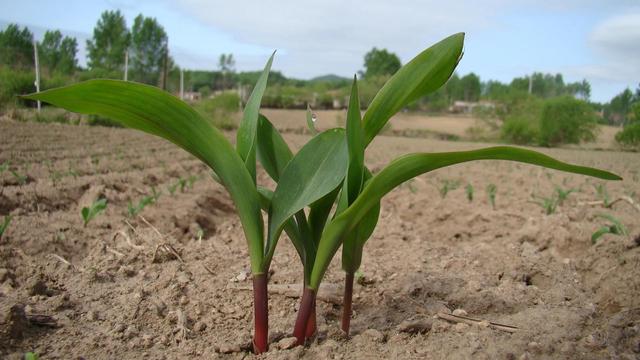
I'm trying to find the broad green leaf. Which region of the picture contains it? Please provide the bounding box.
[308,186,341,244]
[237,52,275,182]
[342,171,380,273]
[256,114,293,182]
[263,128,349,269]
[23,80,265,274]
[363,33,464,145]
[257,187,305,262]
[345,76,365,204]
[310,146,621,289]
[306,104,318,135]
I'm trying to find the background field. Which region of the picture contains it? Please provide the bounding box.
[1,118,638,359]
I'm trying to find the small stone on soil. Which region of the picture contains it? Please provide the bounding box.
[277,336,299,350]
[452,308,468,316]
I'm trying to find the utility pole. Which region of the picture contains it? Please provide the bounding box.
[528,74,533,95]
[32,40,41,112]
[180,68,184,100]
[124,50,128,81]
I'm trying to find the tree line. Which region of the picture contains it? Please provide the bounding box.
[1,10,638,133]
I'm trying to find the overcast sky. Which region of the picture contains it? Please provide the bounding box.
[2,0,639,102]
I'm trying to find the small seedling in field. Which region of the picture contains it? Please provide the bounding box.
[555,186,576,206]
[591,213,627,244]
[151,186,162,202]
[595,183,611,207]
[533,194,557,215]
[487,184,497,209]
[187,175,199,188]
[0,215,11,239]
[466,183,474,202]
[24,353,39,360]
[127,195,155,217]
[167,182,179,196]
[11,170,28,185]
[24,32,622,353]
[439,179,460,198]
[0,161,9,174]
[81,198,107,227]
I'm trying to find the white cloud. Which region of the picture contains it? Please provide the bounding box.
[174,0,512,77]
[574,12,640,84]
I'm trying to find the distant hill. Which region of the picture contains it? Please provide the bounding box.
[310,74,350,83]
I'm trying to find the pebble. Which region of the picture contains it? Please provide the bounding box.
[277,336,299,350]
[179,296,189,305]
[452,308,468,317]
[362,328,385,342]
[454,323,469,332]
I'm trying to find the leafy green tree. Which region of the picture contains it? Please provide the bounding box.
[459,72,481,101]
[539,96,597,146]
[39,30,78,75]
[362,47,401,78]
[130,14,169,85]
[0,24,34,68]
[219,53,235,90]
[605,88,634,125]
[86,10,130,71]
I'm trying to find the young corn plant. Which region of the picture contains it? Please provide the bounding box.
[81,198,107,227]
[466,183,474,202]
[23,32,622,352]
[127,195,155,218]
[591,213,627,244]
[439,179,460,199]
[0,215,11,240]
[487,183,497,210]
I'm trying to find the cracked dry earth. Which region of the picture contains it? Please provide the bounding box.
[0,119,639,359]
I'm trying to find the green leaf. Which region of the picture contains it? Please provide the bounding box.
[310,146,621,289]
[263,128,349,270]
[306,104,318,135]
[362,33,464,145]
[345,76,365,204]
[256,114,293,182]
[342,170,380,273]
[237,52,275,182]
[23,80,265,274]
[257,187,305,261]
[591,226,611,244]
[0,215,11,238]
[81,198,107,226]
[308,186,341,244]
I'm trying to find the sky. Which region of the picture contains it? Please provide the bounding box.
[1,0,639,103]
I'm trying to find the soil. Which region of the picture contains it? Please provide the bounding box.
[1,119,639,359]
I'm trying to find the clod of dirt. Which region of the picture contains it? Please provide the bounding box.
[361,328,385,343]
[218,343,241,354]
[452,308,468,316]
[397,318,432,334]
[26,276,55,297]
[277,336,299,350]
[3,304,29,340]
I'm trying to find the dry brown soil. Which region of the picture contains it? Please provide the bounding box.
[1,119,639,359]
